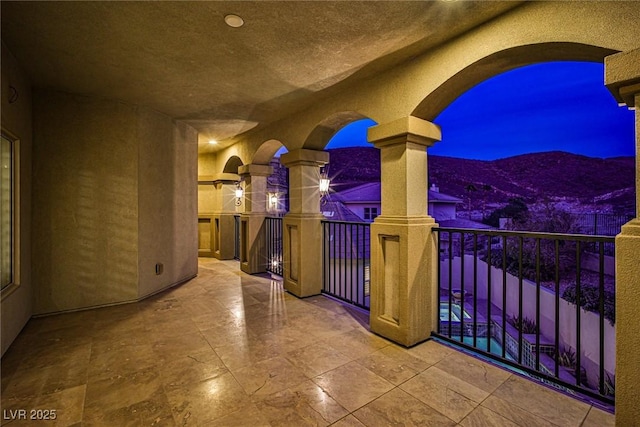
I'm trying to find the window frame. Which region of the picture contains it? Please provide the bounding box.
[1,130,20,300]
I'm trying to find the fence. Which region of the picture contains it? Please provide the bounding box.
[265,217,283,276]
[433,227,615,405]
[322,221,371,309]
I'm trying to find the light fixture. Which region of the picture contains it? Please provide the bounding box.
[224,14,244,28]
[235,183,243,206]
[319,177,330,195]
[208,139,218,145]
[319,168,330,206]
[268,193,279,209]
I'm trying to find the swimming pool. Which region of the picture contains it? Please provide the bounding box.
[439,301,472,322]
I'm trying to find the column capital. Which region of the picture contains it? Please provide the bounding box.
[280,148,329,168]
[605,48,640,108]
[368,116,441,148]
[238,164,273,177]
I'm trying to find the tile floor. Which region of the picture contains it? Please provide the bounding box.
[1,258,615,426]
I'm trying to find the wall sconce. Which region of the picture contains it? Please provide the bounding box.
[235,183,243,206]
[319,169,330,206]
[268,193,279,209]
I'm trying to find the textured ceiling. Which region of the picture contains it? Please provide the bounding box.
[1,1,520,153]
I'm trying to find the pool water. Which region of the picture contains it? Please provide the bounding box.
[439,302,472,322]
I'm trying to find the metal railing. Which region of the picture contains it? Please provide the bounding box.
[570,212,632,236]
[265,217,283,276]
[433,227,615,405]
[233,215,240,261]
[322,220,370,309]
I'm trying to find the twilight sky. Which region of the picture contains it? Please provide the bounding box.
[326,61,635,160]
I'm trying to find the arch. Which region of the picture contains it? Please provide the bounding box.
[412,42,617,121]
[222,155,244,174]
[252,139,285,165]
[302,111,373,150]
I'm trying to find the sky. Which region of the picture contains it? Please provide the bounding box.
[325,61,635,160]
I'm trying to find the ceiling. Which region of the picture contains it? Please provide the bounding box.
[1,1,521,153]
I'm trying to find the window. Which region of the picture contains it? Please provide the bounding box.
[364,207,378,221]
[1,133,17,292]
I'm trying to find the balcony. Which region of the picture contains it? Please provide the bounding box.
[0,258,613,425]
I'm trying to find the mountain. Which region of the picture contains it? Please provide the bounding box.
[320,147,634,213]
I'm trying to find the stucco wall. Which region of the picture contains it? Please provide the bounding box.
[32,90,140,313]
[137,113,198,298]
[1,43,33,356]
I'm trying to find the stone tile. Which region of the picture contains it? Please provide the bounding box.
[459,405,520,427]
[399,367,481,423]
[166,372,252,425]
[312,361,393,412]
[491,376,590,427]
[18,341,92,372]
[35,385,86,427]
[285,343,352,378]
[325,328,390,360]
[4,362,88,398]
[232,356,308,397]
[213,336,283,371]
[434,349,511,394]
[88,343,157,381]
[159,350,228,393]
[207,402,271,427]
[405,339,454,366]
[254,379,349,426]
[151,331,212,362]
[480,395,559,427]
[356,345,430,385]
[84,367,164,421]
[582,406,615,427]
[353,388,456,427]
[330,415,367,427]
[84,388,175,427]
[0,394,41,426]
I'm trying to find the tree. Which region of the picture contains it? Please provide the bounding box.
[483,197,528,228]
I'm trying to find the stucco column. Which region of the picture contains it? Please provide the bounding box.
[280,149,329,297]
[211,173,240,260]
[238,164,273,274]
[198,176,216,257]
[367,116,441,346]
[605,48,640,427]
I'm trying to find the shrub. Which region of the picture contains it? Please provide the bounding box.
[562,284,615,325]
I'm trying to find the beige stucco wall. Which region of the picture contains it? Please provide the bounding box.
[1,43,33,356]
[137,112,198,298]
[32,90,199,313]
[211,0,640,172]
[32,90,140,313]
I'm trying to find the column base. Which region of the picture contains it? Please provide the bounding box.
[213,213,236,260]
[369,215,439,347]
[282,213,324,298]
[240,213,267,275]
[615,219,640,426]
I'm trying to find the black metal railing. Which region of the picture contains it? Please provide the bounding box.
[322,220,370,310]
[265,217,283,276]
[233,215,240,261]
[433,227,615,405]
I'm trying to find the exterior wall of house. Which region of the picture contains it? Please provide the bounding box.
[1,43,33,356]
[31,89,198,314]
[429,203,457,221]
[137,111,198,298]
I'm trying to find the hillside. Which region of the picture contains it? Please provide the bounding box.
[319,147,634,213]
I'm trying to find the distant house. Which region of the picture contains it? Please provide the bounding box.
[329,182,491,227]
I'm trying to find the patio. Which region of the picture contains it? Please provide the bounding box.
[1,258,614,426]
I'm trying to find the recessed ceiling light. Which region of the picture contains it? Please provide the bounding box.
[224,14,244,28]
[208,139,218,145]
